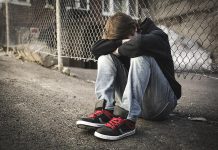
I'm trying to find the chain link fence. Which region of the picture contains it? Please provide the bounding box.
[0,0,217,79]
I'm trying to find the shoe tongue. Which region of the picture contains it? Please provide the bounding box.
[113,106,129,119]
[95,100,106,110]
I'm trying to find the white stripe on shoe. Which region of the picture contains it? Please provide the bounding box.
[94,129,136,140]
[76,120,105,128]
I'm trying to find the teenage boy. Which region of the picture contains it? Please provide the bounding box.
[76,12,181,140]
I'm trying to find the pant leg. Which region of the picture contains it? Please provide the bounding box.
[118,56,150,120]
[95,54,128,110]
[141,57,177,120]
[118,56,177,121]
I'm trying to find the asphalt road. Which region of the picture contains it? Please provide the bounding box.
[0,54,218,150]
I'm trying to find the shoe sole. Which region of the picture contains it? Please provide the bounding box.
[94,129,136,140]
[76,120,105,130]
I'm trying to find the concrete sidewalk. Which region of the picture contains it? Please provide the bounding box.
[0,54,218,150]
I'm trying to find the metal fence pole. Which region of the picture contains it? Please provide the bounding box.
[56,0,63,71]
[5,0,9,54]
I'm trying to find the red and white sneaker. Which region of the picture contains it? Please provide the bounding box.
[76,110,113,130]
[94,117,136,140]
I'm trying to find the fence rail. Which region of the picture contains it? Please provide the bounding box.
[0,0,217,79]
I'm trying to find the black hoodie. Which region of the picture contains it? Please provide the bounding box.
[91,18,181,99]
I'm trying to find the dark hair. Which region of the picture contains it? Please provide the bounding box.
[103,12,137,39]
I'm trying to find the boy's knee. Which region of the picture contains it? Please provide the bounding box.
[97,55,118,73]
[130,56,151,67]
[98,54,112,63]
[131,56,150,62]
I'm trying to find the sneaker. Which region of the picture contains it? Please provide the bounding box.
[76,110,113,130]
[94,117,136,140]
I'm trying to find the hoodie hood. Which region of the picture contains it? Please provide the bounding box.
[139,18,161,34]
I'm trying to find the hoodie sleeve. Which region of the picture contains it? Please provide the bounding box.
[118,31,171,59]
[91,39,122,59]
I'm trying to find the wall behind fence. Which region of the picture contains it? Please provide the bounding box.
[0,0,217,78]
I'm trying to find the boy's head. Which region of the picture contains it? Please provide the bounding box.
[103,12,137,39]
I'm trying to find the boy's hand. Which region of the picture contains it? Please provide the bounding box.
[113,39,130,56]
[113,48,120,56]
